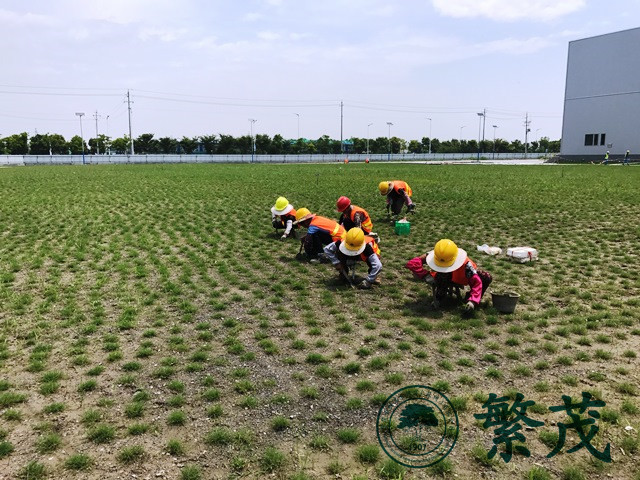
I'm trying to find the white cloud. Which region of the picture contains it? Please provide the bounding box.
[68,0,185,25]
[243,12,264,22]
[432,0,585,21]
[138,27,187,42]
[257,31,282,41]
[0,9,56,26]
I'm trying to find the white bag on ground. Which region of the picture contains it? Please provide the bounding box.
[477,244,502,255]
[506,247,538,263]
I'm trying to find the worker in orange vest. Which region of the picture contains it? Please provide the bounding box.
[270,196,298,240]
[405,239,492,312]
[323,228,381,289]
[293,208,346,264]
[378,180,415,216]
[336,196,374,234]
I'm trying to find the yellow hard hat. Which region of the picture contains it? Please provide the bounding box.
[339,228,366,256]
[274,197,289,211]
[378,181,391,195]
[426,239,467,273]
[295,208,312,222]
[345,228,365,251]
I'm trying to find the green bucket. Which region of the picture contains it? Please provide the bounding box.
[394,221,411,235]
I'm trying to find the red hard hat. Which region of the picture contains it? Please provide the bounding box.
[336,196,351,212]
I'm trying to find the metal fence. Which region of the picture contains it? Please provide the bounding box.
[0,152,549,166]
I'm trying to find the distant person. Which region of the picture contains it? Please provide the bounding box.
[624,150,630,166]
[378,180,415,217]
[602,151,609,165]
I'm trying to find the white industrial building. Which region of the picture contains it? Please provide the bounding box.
[560,27,640,162]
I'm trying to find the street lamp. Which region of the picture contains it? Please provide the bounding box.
[249,118,257,163]
[367,123,373,157]
[459,125,466,140]
[105,115,110,155]
[427,117,432,155]
[492,125,499,159]
[386,122,393,162]
[476,110,486,162]
[75,112,85,165]
[294,113,300,139]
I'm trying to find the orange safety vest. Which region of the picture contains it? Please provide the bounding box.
[350,205,373,233]
[310,216,346,242]
[276,208,297,219]
[361,236,381,261]
[430,257,477,285]
[391,180,412,197]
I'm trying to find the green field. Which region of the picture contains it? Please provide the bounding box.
[0,163,639,480]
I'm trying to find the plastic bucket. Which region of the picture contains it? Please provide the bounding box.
[394,221,410,235]
[492,292,520,313]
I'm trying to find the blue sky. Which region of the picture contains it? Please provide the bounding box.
[1,0,639,144]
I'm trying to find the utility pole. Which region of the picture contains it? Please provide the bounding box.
[93,111,100,154]
[127,90,134,155]
[524,113,531,159]
[481,108,486,155]
[105,115,110,155]
[75,112,85,165]
[386,122,393,162]
[249,118,257,163]
[427,117,432,155]
[492,125,499,160]
[367,123,373,157]
[340,101,344,155]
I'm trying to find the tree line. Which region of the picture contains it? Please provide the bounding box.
[0,132,560,155]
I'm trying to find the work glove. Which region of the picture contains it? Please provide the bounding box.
[431,299,440,310]
[385,204,390,214]
[334,263,344,272]
[358,279,372,290]
[280,235,287,241]
[407,204,416,214]
[424,275,435,286]
[464,301,475,312]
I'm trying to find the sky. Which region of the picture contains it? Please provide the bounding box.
[1,0,639,144]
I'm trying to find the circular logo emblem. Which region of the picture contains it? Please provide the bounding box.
[376,385,459,468]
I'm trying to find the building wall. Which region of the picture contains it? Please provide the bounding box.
[561,28,640,158]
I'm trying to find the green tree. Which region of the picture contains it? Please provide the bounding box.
[68,135,87,155]
[5,133,28,154]
[269,134,286,154]
[314,135,333,154]
[135,133,160,154]
[255,134,271,154]
[178,136,198,154]
[217,134,236,154]
[110,137,130,154]
[29,134,52,155]
[200,135,218,154]
[407,140,422,154]
[89,134,110,154]
[158,137,178,154]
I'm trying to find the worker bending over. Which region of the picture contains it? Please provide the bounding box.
[336,196,374,234]
[294,208,346,264]
[406,239,492,312]
[324,228,381,289]
[378,180,415,216]
[271,196,298,240]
